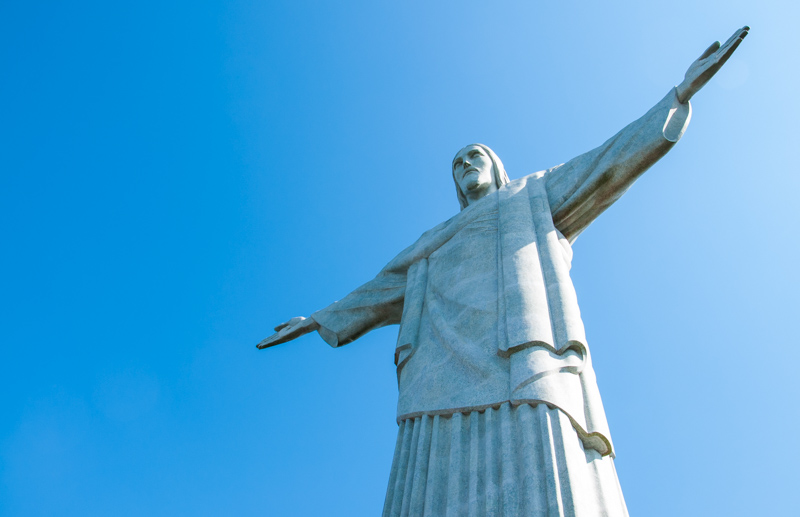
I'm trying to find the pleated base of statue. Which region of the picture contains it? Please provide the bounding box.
[383,402,628,517]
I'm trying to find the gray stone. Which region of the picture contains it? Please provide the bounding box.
[256,26,749,516]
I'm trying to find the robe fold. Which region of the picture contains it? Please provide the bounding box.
[311,88,691,460]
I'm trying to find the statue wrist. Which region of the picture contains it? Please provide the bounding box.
[675,83,690,104]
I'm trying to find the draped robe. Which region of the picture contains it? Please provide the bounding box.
[311,89,691,461]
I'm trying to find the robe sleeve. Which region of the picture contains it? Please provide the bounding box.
[307,213,463,348]
[309,267,406,348]
[545,87,692,242]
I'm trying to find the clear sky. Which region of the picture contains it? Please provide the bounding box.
[2,1,798,516]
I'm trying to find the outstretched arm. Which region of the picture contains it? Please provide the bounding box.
[256,267,407,350]
[546,26,748,242]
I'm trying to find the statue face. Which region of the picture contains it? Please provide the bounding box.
[452,145,497,201]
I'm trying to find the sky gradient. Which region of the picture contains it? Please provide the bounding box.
[2,1,798,516]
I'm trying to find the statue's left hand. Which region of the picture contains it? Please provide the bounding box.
[677,26,749,103]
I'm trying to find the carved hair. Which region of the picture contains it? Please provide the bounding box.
[452,144,510,210]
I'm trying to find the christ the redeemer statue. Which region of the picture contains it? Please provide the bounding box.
[257,27,749,516]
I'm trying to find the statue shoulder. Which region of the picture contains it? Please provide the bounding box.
[497,170,548,197]
[380,217,452,274]
[529,168,552,181]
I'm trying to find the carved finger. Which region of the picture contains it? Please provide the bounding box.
[274,316,306,332]
[731,26,749,43]
[715,37,743,68]
[719,33,739,51]
[717,27,749,58]
[257,333,282,349]
[699,41,720,61]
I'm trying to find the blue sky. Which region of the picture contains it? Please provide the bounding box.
[2,1,798,515]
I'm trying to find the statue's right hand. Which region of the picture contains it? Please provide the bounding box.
[256,316,320,349]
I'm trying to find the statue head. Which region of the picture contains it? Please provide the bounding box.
[452,144,510,210]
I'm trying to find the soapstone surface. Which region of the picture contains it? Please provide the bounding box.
[257,26,749,516]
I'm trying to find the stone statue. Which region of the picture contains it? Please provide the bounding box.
[257,27,749,516]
